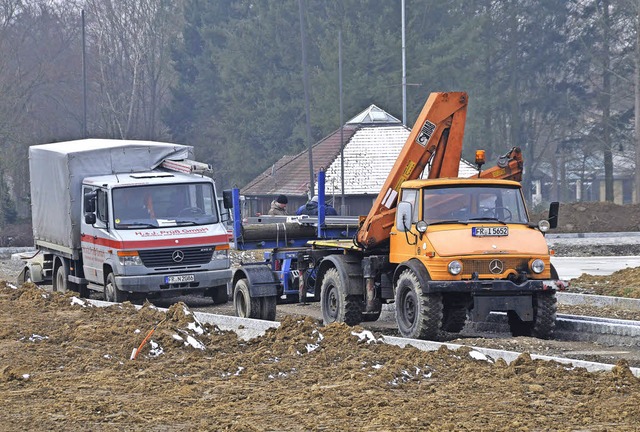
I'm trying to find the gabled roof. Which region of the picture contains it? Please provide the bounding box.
[346,104,401,125]
[241,104,476,197]
[241,125,359,196]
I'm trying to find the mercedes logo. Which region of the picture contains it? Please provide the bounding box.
[489,259,503,274]
[172,250,185,263]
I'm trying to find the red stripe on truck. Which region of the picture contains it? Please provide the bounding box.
[81,234,229,249]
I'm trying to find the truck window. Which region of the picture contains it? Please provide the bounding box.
[423,185,529,224]
[113,183,219,229]
[400,189,419,221]
[97,189,108,223]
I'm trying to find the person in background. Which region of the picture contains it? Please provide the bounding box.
[296,196,338,216]
[268,194,288,215]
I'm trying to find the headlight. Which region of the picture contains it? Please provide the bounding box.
[212,249,229,260]
[531,259,545,274]
[538,220,550,232]
[416,220,428,233]
[448,260,462,275]
[118,252,143,266]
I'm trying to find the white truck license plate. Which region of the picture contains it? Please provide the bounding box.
[165,274,195,284]
[472,226,508,237]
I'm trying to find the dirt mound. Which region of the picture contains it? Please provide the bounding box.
[532,201,640,233]
[2,284,640,431]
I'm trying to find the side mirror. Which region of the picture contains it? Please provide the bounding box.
[547,201,559,229]
[395,201,413,232]
[84,213,96,225]
[222,189,233,209]
[84,190,97,213]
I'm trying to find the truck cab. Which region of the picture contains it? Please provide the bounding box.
[81,171,231,302]
[391,177,557,339]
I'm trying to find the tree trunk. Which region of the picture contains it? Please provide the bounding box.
[601,0,614,202]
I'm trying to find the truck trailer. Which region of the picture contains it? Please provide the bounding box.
[20,139,232,303]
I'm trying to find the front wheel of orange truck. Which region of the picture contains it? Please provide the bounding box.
[395,269,443,340]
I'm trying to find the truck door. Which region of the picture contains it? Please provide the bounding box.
[81,186,110,284]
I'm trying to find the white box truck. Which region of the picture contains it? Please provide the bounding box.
[20,139,232,303]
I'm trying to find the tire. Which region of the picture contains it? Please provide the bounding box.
[507,292,557,339]
[320,267,362,326]
[442,306,467,333]
[233,278,260,319]
[395,268,442,340]
[210,285,228,304]
[260,296,277,321]
[54,263,68,293]
[532,291,557,339]
[104,273,128,303]
[550,263,559,280]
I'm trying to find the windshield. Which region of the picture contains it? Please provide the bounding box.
[423,185,529,224]
[113,183,218,229]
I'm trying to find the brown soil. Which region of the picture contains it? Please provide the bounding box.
[1,282,640,431]
[532,201,640,233]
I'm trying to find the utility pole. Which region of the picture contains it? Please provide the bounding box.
[82,9,88,138]
[339,31,345,213]
[298,0,314,197]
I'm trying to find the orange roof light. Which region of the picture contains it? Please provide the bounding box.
[475,150,486,166]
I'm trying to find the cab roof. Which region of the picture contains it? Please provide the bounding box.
[401,177,522,189]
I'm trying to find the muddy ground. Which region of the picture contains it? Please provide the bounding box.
[2,283,640,431]
[3,201,640,430]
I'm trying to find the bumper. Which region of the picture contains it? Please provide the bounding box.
[115,268,233,294]
[425,279,548,294]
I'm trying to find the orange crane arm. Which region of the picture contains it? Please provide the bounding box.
[478,147,523,182]
[356,92,468,250]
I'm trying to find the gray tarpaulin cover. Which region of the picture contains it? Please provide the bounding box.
[29,139,193,251]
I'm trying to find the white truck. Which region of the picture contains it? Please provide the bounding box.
[19,139,232,303]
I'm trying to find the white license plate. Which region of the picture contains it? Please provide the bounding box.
[472,226,508,237]
[165,274,195,284]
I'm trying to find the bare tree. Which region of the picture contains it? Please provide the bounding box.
[85,0,181,139]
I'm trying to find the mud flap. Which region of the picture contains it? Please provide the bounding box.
[471,295,533,322]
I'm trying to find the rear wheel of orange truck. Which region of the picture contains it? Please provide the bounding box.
[395,269,443,340]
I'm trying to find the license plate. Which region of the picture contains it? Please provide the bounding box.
[472,226,508,237]
[165,274,195,284]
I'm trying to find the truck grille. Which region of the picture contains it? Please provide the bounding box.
[139,247,213,267]
[461,258,529,275]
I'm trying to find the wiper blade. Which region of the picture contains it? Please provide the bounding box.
[175,220,198,226]
[121,222,157,228]
[428,219,469,226]
[467,217,507,225]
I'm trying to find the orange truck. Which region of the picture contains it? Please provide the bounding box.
[228,91,560,340]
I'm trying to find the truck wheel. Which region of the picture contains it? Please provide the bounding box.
[54,264,69,293]
[210,285,228,304]
[442,306,467,333]
[550,263,559,280]
[532,292,557,339]
[320,268,362,326]
[395,269,442,340]
[233,278,260,319]
[104,273,128,303]
[260,296,277,321]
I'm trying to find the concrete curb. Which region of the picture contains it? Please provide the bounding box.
[86,298,640,377]
[382,335,640,377]
[558,292,640,311]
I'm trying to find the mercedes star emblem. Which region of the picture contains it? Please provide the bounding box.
[489,259,503,274]
[172,250,185,263]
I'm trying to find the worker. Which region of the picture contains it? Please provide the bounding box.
[117,188,153,220]
[296,196,338,216]
[268,194,288,215]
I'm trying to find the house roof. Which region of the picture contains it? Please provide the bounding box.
[241,125,359,196]
[241,104,477,197]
